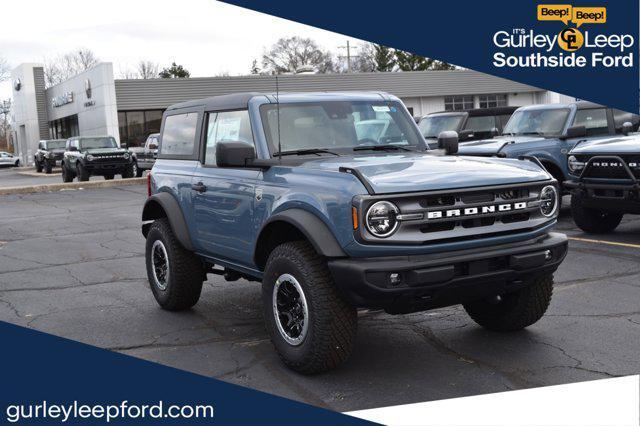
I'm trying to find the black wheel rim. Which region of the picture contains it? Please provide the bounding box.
[151,240,169,291]
[272,274,308,346]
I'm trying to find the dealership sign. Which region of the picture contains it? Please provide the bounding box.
[52,92,74,108]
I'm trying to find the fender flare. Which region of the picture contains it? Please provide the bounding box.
[141,192,194,251]
[254,209,346,265]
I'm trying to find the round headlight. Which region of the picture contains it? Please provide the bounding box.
[365,201,399,238]
[539,185,558,218]
[86,154,94,162]
[568,155,584,173]
[123,152,130,160]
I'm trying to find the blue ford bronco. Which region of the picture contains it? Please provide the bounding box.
[142,92,568,373]
[457,102,639,191]
[565,125,640,233]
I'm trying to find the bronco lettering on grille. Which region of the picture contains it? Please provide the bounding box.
[426,202,527,220]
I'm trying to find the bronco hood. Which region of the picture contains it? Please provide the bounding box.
[457,136,547,156]
[299,153,550,194]
[571,135,640,155]
[82,147,127,155]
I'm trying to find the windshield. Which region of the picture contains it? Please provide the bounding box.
[79,137,118,150]
[503,109,570,137]
[418,115,464,138]
[260,101,425,154]
[46,140,66,150]
[464,116,496,132]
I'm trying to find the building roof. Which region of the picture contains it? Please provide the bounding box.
[115,70,543,111]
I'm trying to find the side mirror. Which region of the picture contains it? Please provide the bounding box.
[216,141,256,167]
[68,146,78,152]
[621,121,633,136]
[490,127,500,137]
[437,131,459,155]
[564,125,587,139]
[148,143,158,150]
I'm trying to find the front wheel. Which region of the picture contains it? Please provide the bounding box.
[570,193,623,233]
[61,164,74,182]
[136,163,144,177]
[44,161,53,174]
[145,218,204,311]
[464,274,554,332]
[14,159,20,167]
[35,160,43,173]
[263,241,357,374]
[104,174,114,180]
[77,163,90,181]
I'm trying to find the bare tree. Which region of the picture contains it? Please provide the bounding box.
[43,48,99,87]
[0,56,10,82]
[0,99,12,151]
[262,36,336,74]
[116,66,138,79]
[137,60,159,79]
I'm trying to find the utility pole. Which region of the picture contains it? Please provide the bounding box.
[338,40,358,73]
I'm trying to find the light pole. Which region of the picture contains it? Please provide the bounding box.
[338,40,359,73]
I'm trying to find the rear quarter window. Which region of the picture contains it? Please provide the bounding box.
[160,113,199,156]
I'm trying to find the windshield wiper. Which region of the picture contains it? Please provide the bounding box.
[518,131,545,136]
[273,148,340,157]
[353,144,411,152]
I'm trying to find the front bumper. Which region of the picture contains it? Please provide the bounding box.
[328,232,567,314]
[565,180,640,214]
[84,161,130,174]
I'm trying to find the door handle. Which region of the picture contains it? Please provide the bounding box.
[191,182,206,193]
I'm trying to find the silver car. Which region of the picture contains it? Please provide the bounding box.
[0,151,20,167]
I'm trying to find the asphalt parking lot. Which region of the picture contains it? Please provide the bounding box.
[0,185,639,412]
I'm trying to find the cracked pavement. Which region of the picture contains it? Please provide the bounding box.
[0,187,639,411]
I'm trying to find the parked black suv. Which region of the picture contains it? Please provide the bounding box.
[418,106,518,148]
[34,139,66,174]
[61,136,136,182]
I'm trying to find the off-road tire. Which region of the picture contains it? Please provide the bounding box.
[122,162,135,179]
[263,241,357,374]
[104,174,114,180]
[571,193,623,233]
[464,274,554,332]
[145,218,203,311]
[77,163,90,181]
[44,161,53,174]
[61,164,74,182]
[35,160,43,173]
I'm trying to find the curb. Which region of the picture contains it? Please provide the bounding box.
[0,178,146,196]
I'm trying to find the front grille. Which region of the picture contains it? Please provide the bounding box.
[357,183,552,245]
[577,155,640,179]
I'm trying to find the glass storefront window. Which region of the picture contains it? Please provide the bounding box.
[48,115,79,139]
[118,110,165,148]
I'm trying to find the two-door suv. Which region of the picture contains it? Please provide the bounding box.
[61,136,136,182]
[457,102,639,190]
[142,92,568,373]
[565,123,640,233]
[34,139,66,173]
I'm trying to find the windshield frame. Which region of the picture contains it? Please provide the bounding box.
[259,100,427,157]
[502,107,571,138]
[78,137,118,150]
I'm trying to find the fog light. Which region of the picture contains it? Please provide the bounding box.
[389,273,402,286]
[544,250,552,261]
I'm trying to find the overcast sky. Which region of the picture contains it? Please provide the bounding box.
[0,0,363,98]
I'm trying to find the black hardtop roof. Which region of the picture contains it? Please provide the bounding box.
[166,93,263,112]
[426,106,519,118]
[574,100,605,110]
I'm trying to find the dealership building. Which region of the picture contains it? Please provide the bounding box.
[9,62,574,165]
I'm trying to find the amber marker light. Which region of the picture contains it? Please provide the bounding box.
[352,206,359,230]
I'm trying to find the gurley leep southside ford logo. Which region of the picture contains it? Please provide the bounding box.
[492,4,635,68]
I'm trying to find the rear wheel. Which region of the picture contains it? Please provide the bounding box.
[263,241,357,374]
[571,193,623,233]
[464,274,553,332]
[77,163,90,181]
[145,218,204,311]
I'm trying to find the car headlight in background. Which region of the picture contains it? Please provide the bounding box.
[365,201,399,238]
[86,155,94,162]
[539,185,558,218]
[568,155,585,173]
[123,152,130,160]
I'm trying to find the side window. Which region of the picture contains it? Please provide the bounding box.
[497,114,512,129]
[572,108,609,136]
[160,112,198,156]
[38,142,44,150]
[204,110,253,165]
[463,116,496,132]
[613,109,640,132]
